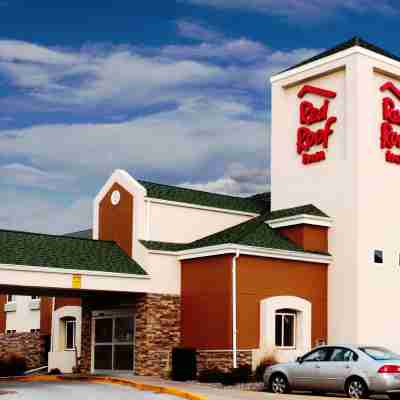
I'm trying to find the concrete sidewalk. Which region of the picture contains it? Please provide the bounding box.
[125,375,340,400]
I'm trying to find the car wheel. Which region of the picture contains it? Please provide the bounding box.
[270,373,290,394]
[346,377,369,399]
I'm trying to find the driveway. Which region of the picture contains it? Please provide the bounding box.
[0,381,181,399]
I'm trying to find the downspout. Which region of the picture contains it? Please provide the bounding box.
[232,249,240,369]
[50,296,55,352]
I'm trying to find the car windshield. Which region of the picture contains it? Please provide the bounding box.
[359,346,400,361]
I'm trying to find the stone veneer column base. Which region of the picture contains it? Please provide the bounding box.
[197,350,253,372]
[0,332,45,369]
[134,294,180,377]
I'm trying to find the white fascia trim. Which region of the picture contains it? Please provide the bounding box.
[0,263,150,280]
[178,244,332,264]
[146,197,259,218]
[267,214,333,228]
[147,249,179,256]
[270,46,400,84]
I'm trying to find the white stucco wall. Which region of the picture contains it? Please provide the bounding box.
[5,296,40,332]
[271,58,359,346]
[354,56,400,352]
[49,305,82,373]
[148,200,254,243]
[271,47,400,352]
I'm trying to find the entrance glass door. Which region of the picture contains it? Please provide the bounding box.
[93,313,134,372]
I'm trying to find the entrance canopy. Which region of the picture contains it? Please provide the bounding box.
[0,229,149,296]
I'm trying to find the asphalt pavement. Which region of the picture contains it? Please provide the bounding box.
[0,381,181,400]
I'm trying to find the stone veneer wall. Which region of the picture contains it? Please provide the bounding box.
[0,332,45,369]
[80,294,181,376]
[197,350,252,373]
[80,303,92,373]
[134,294,180,377]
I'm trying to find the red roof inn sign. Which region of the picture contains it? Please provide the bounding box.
[296,85,337,165]
[380,81,400,165]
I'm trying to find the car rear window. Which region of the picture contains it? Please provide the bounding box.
[359,347,400,361]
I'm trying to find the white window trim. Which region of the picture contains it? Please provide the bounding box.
[275,311,297,350]
[65,319,76,351]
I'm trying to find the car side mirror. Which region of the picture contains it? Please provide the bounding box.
[296,357,303,364]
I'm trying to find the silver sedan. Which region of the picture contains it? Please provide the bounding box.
[264,345,400,399]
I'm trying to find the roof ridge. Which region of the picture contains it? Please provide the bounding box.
[280,36,400,75]
[139,178,268,202]
[0,228,114,244]
[187,212,269,248]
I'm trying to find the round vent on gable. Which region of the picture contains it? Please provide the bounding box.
[111,190,121,206]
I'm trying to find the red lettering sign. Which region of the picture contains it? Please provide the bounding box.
[380,81,400,165]
[296,85,337,165]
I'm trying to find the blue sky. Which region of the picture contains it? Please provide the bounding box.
[0,0,399,234]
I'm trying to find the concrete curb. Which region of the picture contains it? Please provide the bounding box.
[0,374,208,400]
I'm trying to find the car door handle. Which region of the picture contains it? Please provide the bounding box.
[315,365,321,369]
[345,365,351,369]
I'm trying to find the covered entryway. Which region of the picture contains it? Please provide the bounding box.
[92,310,135,373]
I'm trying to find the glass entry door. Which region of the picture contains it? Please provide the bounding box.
[93,312,134,372]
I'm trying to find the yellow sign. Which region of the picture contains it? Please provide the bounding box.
[72,274,82,289]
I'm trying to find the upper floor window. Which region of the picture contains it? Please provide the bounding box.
[275,309,296,348]
[31,296,39,300]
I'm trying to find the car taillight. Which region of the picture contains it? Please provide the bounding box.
[378,365,400,373]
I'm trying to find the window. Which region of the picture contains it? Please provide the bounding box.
[302,347,331,362]
[65,318,76,350]
[31,296,39,300]
[30,328,40,333]
[275,309,296,348]
[374,249,383,264]
[6,330,16,334]
[359,346,400,361]
[7,295,15,303]
[330,347,358,362]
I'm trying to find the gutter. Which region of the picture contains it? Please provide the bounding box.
[232,249,240,369]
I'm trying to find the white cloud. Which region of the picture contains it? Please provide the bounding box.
[0,25,323,233]
[182,162,269,196]
[0,40,79,65]
[0,189,92,234]
[177,20,223,42]
[162,38,268,63]
[0,97,267,176]
[0,163,75,190]
[181,0,398,18]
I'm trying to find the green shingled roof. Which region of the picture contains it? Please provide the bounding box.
[268,204,328,220]
[280,37,399,74]
[67,229,92,239]
[138,180,270,214]
[140,203,330,255]
[0,230,147,275]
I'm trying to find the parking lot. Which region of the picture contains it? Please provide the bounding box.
[0,381,181,400]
